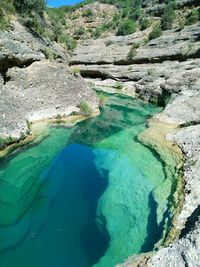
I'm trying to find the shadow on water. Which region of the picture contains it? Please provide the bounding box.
[180,205,200,238]
[81,167,110,266]
[141,191,171,253]
[140,192,162,252]
[69,97,155,147]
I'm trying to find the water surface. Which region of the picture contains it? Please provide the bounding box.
[0,95,171,267]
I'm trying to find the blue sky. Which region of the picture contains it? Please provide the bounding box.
[47,0,83,7]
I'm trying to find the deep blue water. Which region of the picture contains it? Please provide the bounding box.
[47,0,83,7]
[0,143,109,267]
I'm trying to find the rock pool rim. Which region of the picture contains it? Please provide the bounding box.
[137,123,185,247]
[0,93,185,265]
[0,109,100,160]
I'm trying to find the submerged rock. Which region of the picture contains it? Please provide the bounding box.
[118,112,200,267]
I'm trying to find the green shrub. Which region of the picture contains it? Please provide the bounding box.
[148,24,162,40]
[105,40,114,46]
[42,48,56,60]
[71,13,79,20]
[113,13,121,24]
[121,6,129,17]
[79,101,92,116]
[127,42,140,60]
[74,27,85,36]
[55,114,63,123]
[129,7,141,21]
[140,18,151,30]
[51,23,63,41]
[87,81,95,88]
[82,9,93,17]
[178,17,185,30]
[1,0,15,13]
[0,8,9,30]
[29,13,46,35]
[101,12,107,19]
[72,67,80,76]
[161,1,176,30]
[14,0,46,15]
[185,9,199,25]
[0,0,15,30]
[133,0,141,18]
[87,27,93,33]
[92,27,103,38]
[47,7,65,23]
[58,34,77,52]
[117,19,136,36]
[0,137,7,149]
[143,37,149,44]
[98,93,107,107]
[115,82,123,90]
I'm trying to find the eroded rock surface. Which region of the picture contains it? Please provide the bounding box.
[0,20,98,144]
[0,60,98,140]
[146,125,200,267]
[71,23,200,65]
[0,20,68,72]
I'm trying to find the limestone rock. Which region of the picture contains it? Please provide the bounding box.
[156,91,200,124]
[71,30,149,65]
[71,24,200,65]
[146,125,200,267]
[77,59,200,103]
[0,60,98,140]
[0,20,68,72]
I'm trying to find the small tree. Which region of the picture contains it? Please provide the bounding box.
[14,0,46,15]
[129,0,141,21]
[161,1,176,30]
[127,42,140,61]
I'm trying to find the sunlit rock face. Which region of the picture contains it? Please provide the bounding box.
[0,95,177,267]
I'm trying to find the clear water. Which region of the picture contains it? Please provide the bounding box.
[0,95,169,267]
